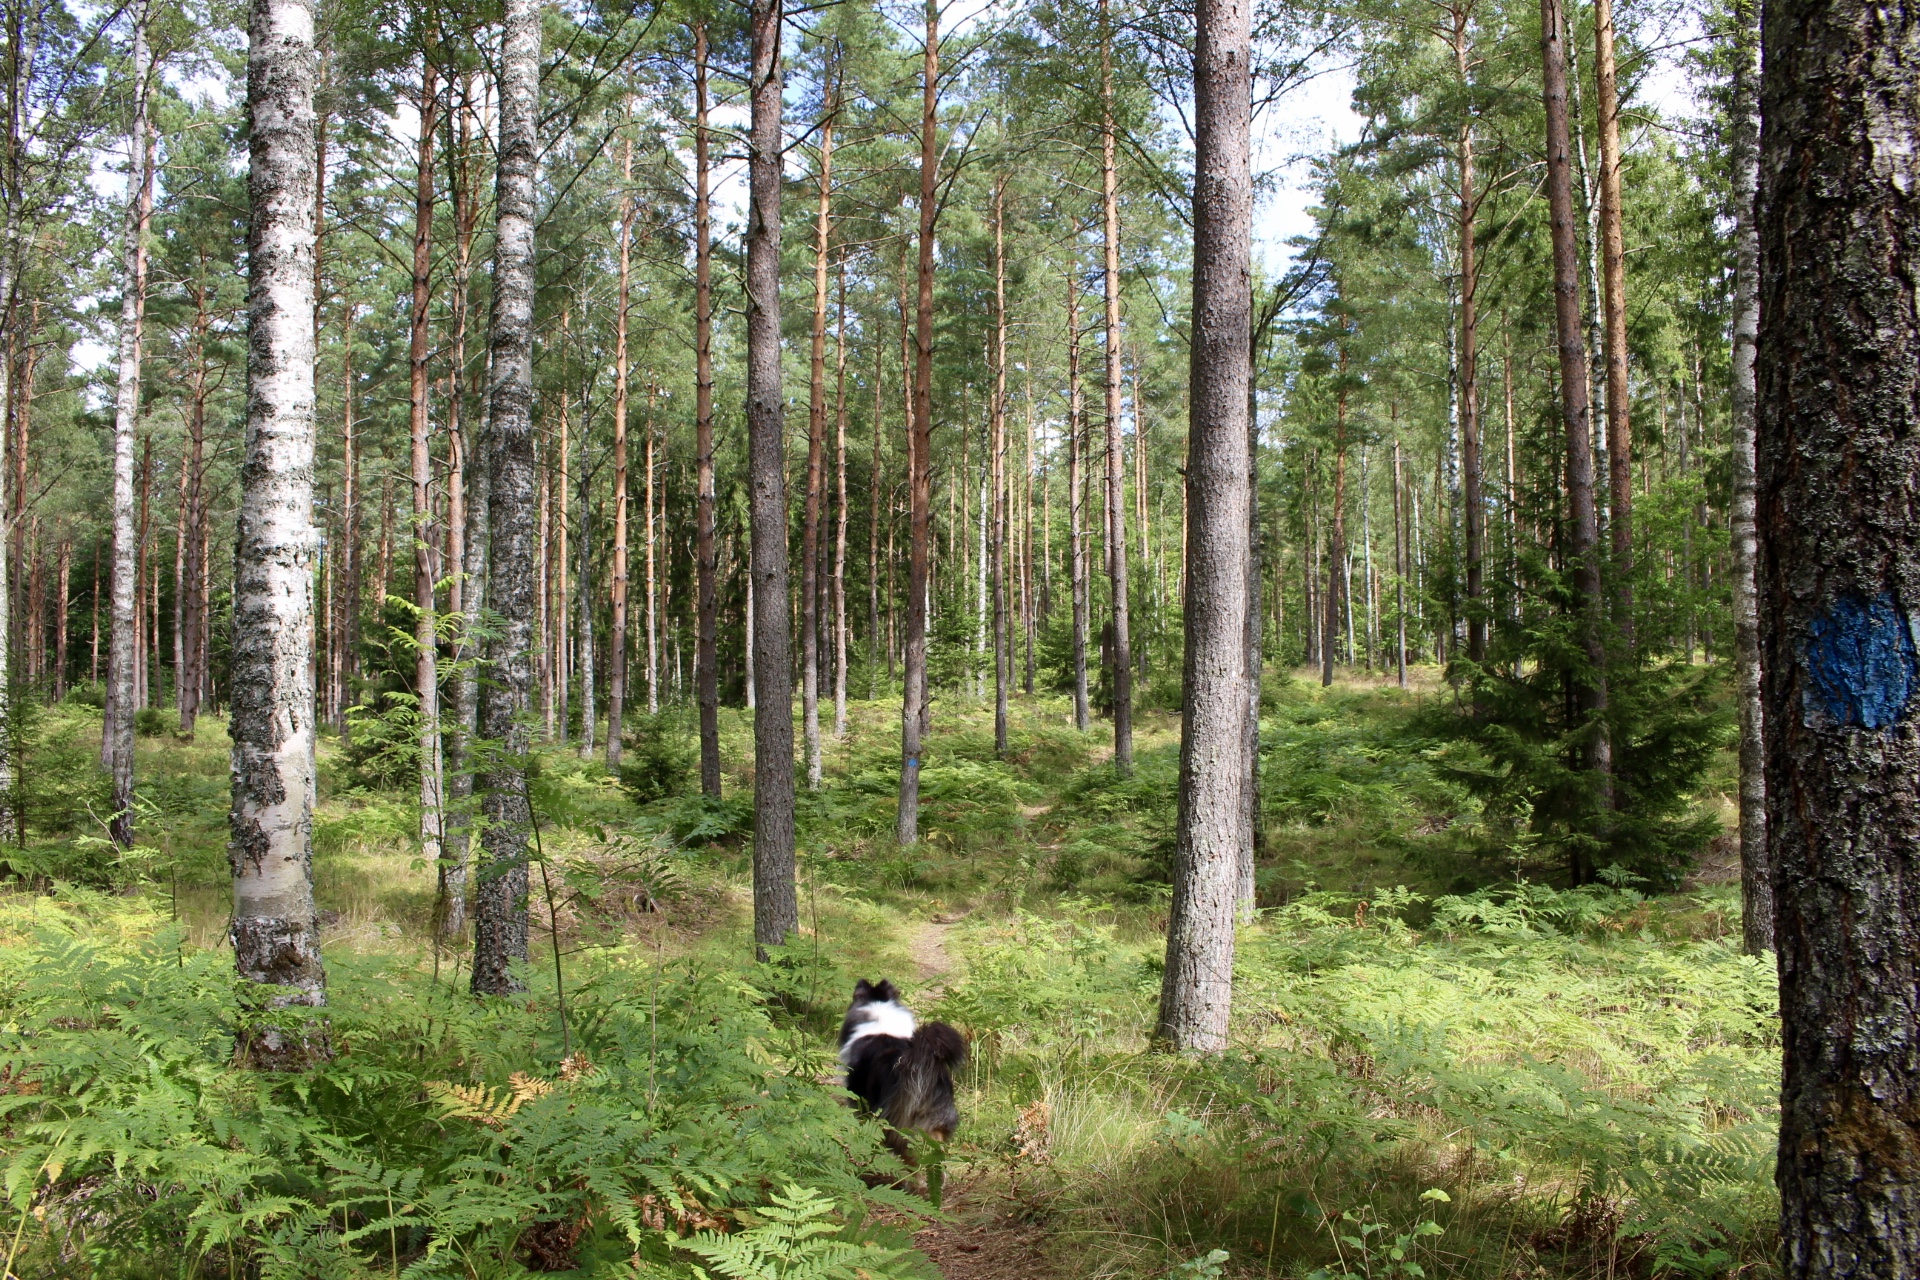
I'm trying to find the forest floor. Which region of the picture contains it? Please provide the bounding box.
[0,667,1779,1279]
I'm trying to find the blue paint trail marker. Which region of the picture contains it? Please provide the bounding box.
[906,757,919,770]
[1803,592,1918,730]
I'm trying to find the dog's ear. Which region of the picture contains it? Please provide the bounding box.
[872,979,899,1003]
[852,978,876,1001]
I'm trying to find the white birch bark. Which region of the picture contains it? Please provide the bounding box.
[230,0,327,1066]
[469,0,539,995]
[106,6,153,848]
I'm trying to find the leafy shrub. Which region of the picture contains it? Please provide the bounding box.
[134,706,173,737]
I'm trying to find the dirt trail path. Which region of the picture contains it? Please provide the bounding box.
[907,918,957,993]
[912,1178,1060,1280]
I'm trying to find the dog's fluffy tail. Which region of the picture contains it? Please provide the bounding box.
[884,1021,968,1142]
[909,1021,967,1070]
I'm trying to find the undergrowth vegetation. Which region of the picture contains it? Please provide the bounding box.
[0,670,1772,1279]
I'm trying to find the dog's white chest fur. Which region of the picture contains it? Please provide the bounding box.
[840,999,917,1064]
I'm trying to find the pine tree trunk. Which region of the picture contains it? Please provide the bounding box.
[1758,0,1920,1263]
[1157,0,1251,1052]
[231,0,327,1067]
[1541,0,1611,848]
[1726,0,1769,956]
[802,75,835,792]
[833,261,850,738]
[607,135,633,770]
[693,22,721,796]
[1594,0,1634,643]
[1099,0,1132,776]
[468,0,539,996]
[407,62,445,903]
[105,8,153,847]
[897,0,939,845]
[746,0,797,948]
[1067,265,1090,732]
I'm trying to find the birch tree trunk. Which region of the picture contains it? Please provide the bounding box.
[896,0,939,844]
[106,6,154,848]
[693,22,722,796]
[1758,0,1920,1263]
[1099,0,1132,776]
[1541,0,1611,857]
[1158,0,1251,1052]
[746,0,798,949]
[990,178,1009,758]
[469,0,539,996]
[230,0,327,1067]
[407,63,445,905]
[1726,0,1769,956]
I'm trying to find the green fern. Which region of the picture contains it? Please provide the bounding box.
[677,1184,921,1280]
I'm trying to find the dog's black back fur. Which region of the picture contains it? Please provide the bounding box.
[840,979,967,1143]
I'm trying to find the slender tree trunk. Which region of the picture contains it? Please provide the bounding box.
[1158,0,1251,1052]
[334,297,357,731]
[135,439,150,710]
[1394,435,1407,688]
[1323,354,1349,688]
[407,63,446,901]
[990,179,1009,757]
[1025,387,1038,694]
[1452,2,1486,664]
[1067,264,1090,732]
[1100,0,1132,775]
[105,7,153,846]
[692,24,721,795]
[1726,0,1769,956]
[1758,0,1920,1263]
[54,540,67,701]
[1542,0,1611,848]
[869,300,883,699]
[897,0,939,844]
[608,135,634,770]
[469,0,539,996]
[833,261,850,738]
[1241,311,1264,916]
[645,383,658,715]
[802,69,836,792]
[746,0,797,948]
[556,367,570,743]
[230,0,327,1066]
[1594,0,1633,643]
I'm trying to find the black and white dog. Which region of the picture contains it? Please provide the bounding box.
[839,979,967,1154]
